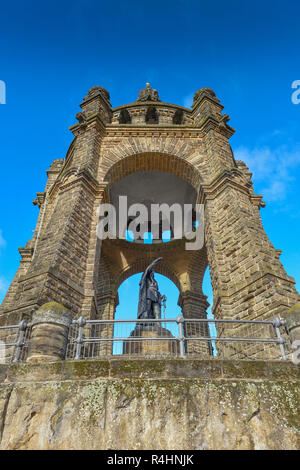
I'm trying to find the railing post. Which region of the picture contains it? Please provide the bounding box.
[176,315,185,358]
[272,317,287,360]
[75,316,86,360]
[13,320,27,363]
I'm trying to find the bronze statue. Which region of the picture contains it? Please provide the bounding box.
[137,258,163,320]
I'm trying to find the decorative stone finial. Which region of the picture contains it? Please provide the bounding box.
[193,87,217,103]
[84,86,110,102]
[137,83,161,102]
[49,158,64,169]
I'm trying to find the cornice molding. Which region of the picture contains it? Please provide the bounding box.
[113,101,192,113]
[18,247,34,263]
[48,166,109,202]
[199,168,251,202]
[196,115,235,138]
[70,113,108,137]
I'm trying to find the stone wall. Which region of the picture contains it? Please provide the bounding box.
[1,84,299,343]
[0,359,299,450]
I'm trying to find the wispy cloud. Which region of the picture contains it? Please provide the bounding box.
[0,277,8,294]
[183,94,193,108]
[0,230,6,248]
[235,145,300,202]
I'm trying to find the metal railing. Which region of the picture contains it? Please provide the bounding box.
[0,321,30,363]
[65,316,290,361]
[0,316,291,363]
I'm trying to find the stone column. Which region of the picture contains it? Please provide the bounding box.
[179,291,212,356]
[95,293,119,356]
[27,302,72,363]
[130,108,147,125]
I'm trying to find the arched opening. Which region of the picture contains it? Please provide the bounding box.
[103,152,203,191]
[109,170,198,243]
[113,272,182,355]
[202,265,217,356]
[93,152,213,357]
[94,240,213,358]
[145,106,159,124]
[118,109,131,124]
[126,216,174,243]
[173,109,184,124]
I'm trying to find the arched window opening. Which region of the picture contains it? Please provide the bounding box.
[162,230,172,242]
[126,215,175,244]
[173,109,184,124]
[113,273,182,355]
[145,106,159,124]
[119,109,131,124]
[143,232,153,244]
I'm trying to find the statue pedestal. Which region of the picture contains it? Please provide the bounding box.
[123,324,179,356]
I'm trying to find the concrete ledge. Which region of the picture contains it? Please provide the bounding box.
[1,358,299,384]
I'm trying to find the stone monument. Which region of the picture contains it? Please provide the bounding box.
[123,258,179,355]
[0,83,299,450]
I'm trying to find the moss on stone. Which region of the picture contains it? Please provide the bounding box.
[286,303,300,316]
[37,302,68,314]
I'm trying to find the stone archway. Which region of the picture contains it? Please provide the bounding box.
[95,237,211,357]
[94,150,209,324]
[102,151,203,191]
[95,237,209,320]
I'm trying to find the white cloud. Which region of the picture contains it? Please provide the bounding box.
[0,230,6,248]
[0,277,8,294]
[183,94,193,108]
[234,145,300,202]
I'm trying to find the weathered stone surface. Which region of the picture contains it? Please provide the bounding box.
[28,302,73,363]
[285,303,300,344]
[123,325,179,356]
[0,359,299,450]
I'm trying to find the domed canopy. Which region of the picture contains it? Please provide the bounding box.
[137,83,161,102]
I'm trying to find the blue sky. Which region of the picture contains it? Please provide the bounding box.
[0,0,299,320]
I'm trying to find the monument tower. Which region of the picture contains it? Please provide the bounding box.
[1,83,298,328]
[0,84,299,450]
